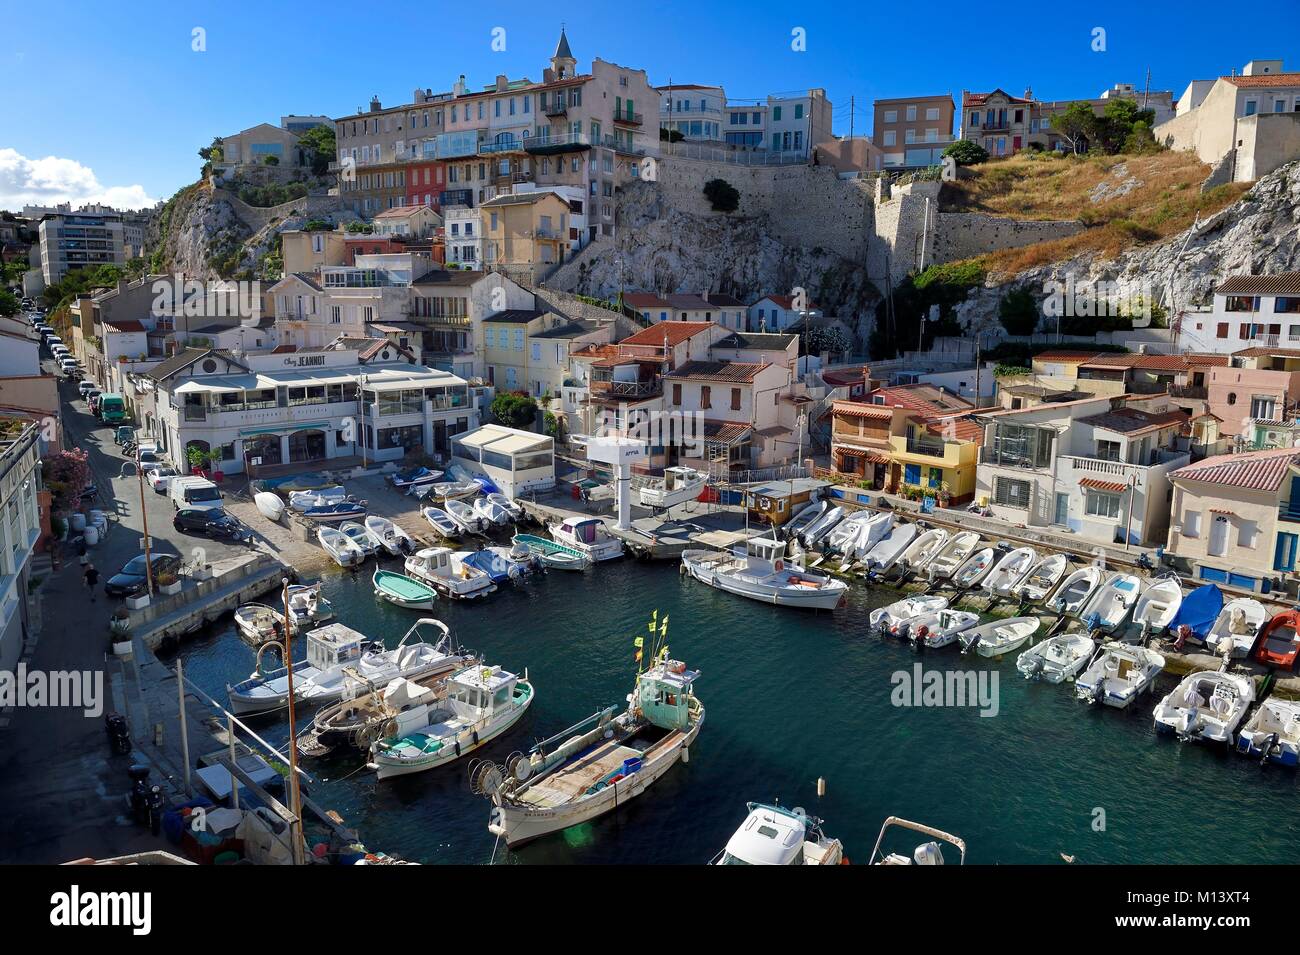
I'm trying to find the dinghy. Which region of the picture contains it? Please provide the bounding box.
[289,486,346,512]
[925,531,981,584]
[301,499,367,523]
[364,515,414,556]
[405,547,497,599]
[1016,631,1095,682]
[1169,583,1224,648]
[711,803,845,866]
[907,609,981,648]
[983,546,1037,597]
[424,479,481,502]
[1079,572,1141,633]
[421,505,460,538]
[318,525,365,567]
[485,492,524,521]
[1132,576,1183,637]
[801,505,843,546]
[639,466,708,510]
[1074,644,1165,709]
[387,466,443,492]
[472,495,512,527]
[1236,699,1300,766]
[861,523,918,577]
[1011,553,1068,604]
[339,520,380,556]
[1254,610,1300,670]
[867,817,966,866]
[254,491,286,522]
[958,616,1040,657]
[827,512,871,555]
[461,548,528,584]
[852,511,896,559]
[894,527,948,576]
[950,546,996,590]
[446,498,488,534]
[373,569,439,611]
[286,584,332,628]
[682,537,847,610]
[1153,670,1254,743]
[783,499,826,541]
[868,595,949,636]
[1047,565,1104,616]
[1204,597,1267,659]
[512,533,590,570]
[234,603,288,644]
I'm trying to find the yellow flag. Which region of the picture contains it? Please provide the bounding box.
[635,650,643,663]
[648,611,657,636]
[660,614,669,637]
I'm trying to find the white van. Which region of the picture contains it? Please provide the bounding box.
[170,476,223,511]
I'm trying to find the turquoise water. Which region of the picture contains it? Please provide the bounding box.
[167,558,1300,864]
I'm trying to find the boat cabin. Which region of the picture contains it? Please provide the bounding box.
[553,518,623,559]
[719,804,813,866]
[743,536,787,572]
[636,659,698,732]
[447,665,518,719]
[304,623,367,672]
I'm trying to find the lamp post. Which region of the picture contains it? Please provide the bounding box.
[136,444,154,596]
[358,373,368,468]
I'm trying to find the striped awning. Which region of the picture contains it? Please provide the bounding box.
[835,404,893,419]
[1079,477,1128,493]
[838,446,890,463]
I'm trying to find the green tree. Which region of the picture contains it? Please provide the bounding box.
[297,125,338,176]
[491,392,538,429]
[998,287,1040,336]
[703,178,740,213]
[1096,99,1156,154]
[1054,102,1098,154]
[197,136,224,163]
[0,290,19,318]
[942,139,989,166]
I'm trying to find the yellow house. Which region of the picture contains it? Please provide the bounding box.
[482,309,546,393]
[887,412,983,504]
[482,191,571,277]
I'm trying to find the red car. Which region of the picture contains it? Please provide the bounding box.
[1253,610,1300,670]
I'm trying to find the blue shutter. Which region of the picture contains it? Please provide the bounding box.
[904,464,920,485]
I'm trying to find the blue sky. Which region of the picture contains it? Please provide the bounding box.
[3,0,1296,209]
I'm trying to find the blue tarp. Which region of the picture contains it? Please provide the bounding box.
[462,549,515,583]
[1170,583,1223,639]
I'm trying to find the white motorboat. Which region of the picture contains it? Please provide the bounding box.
[405,546,497,599]
[1074,643,1166,708]
[548,517,624,561]
[801,505,843,546]
[1236,698,1300,765]
[339,520,380,556]
[445,498,488,534]
[481,644,703,848]
[1011,553,1068,604]
[226,618,461,717]
[639,466,709,510]
[868,817,966,865]
[1047,565,1104,616]
[853,511,896,558]
[254,491,285,522]
[783,499,826,541]
[485,492,524,521]
[1153,670,1254,743]
[907,609,981,648]
[826,512,871,555]
[1080,572,1141,633]
[423,479,481,501]
[1133,576,1183,636]
[364,515,414,556]
[286,584,332,628]
[234,603,288,644]
[958,616,1040,657]
[681,537,847,610]
[894,527,949,576]
[472,495,512,527]
[369,663,534,780]
[926,531,981,583]
[983,547,1037,597]
[711,803,844,865]
[1016,631,1096,682]
[289,485,346,512]
[422,505,461,538]
[1205,598,1268,659]
[868,595,949,635]
[950,546,996,590]
[861,522,918,577]
[318,525,365,567]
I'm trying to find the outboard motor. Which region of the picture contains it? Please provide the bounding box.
[1023,655,1044,680]
[146,785,165,836]
[961,632,980,655]
[1260,732,1281,765]
[1136,552,1155,572]
[913,841,944,865]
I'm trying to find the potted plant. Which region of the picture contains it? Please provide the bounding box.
[155,568,182,596]
[108,607,133,657]
[186,446,210,478]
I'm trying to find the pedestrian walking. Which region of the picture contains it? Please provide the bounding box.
[84,563,99,602]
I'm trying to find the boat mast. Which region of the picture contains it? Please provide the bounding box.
[281,577,306,864]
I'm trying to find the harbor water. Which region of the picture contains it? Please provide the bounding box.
[166,557,1300,864]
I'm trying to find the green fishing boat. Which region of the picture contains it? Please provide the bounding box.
[373,569,439,611]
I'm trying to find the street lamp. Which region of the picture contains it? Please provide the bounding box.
[136,443,154,596]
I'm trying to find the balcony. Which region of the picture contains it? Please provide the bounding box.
[590,379,661,400]
[613,111,643,127]
[543,102,568,118]
[905,436,949,458]
[1169,383,1208,399]
[523,130,594,155]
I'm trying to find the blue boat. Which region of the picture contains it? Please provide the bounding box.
[462,548,526,583]
[388,466,444,491]
[253,471,334,494]
[1169,583,1223,644]
[301,500,368,523]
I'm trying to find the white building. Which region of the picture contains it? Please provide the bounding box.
[747,295,823,332]
[1177,273,1300,354]
[0,422,45,672]
[451,423,554,497]
[444,207,483,269]
[38,212,126,285]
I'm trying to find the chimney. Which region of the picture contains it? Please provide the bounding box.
[1024,87,1033,101]
[369,95,382,112]
[454,75,467,97]
[496,75,508,92]
[702,291,710,303]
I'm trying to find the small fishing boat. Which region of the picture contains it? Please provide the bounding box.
[369,663,534,780]
[868,595,949,635]
[1253,610,1300,670]
[1047,565,1104,616]
[388,466,444,492]
[801,505,843,546]
[907,609,981,648]
[1168,583,1223,649]
[227,619,461,716]
[681,537,847,610]
[1204,597,1267,659]
[445,498,488,534]
[983,546,1037,598]
[405,547,497,599]
[234,603,288,644]
[479,639,702,847]
[373,569,439,611]
[318,525,365,567]
[894,527,949,576]
[1079,572,1141,633]
[639,466,708,510]
[958,616,1040,657]
[861,522,918,577]
[1016,631,1095,682]
[472,495,512,527]
[286,584,332,628]
[485,492,524,521]
[548,517,624,561]
[925,531,981,584]
[1011,553,1068,604]
[950,546,996,590]
[868,817,966,866]
[421,505,461,538]
[364,515,414,556]
[1236,699,1300,766]
[301,499,367,523]
[1075,644,1166,709]
[783,499,826,541]
[339,520,380,556]
[1153,670,1254,743]
[289,485,346,512]
[511,533,590,570]
[1132,575,1184,637]
[254,471,333,494]
[254,491,286,522]
[711,803,845,866]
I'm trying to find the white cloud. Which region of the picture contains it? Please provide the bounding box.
[0,148,158,211]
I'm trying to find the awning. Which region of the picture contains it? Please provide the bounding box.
[1079,478,1128,493]
[835,404,893,419]
[174,377,252,395]
[701,421,751,446]
[239,420,333,438]
[837,446,891,463]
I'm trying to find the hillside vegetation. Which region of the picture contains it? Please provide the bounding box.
[939,150,1250,276]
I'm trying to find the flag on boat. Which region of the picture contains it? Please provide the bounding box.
[634,635,644,664]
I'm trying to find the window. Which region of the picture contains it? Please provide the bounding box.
[1183,510,1201,537]
[794,104,803,119]
[905,105,916,121]
[1095,439,1121,461]
[1244,100,1258,116]
[883,110,897,123]
[882,131,896,147]
[1226,295,1258,312]
[1085,490,1122,519]
[926,107,939,120]
[904,463,921,485]
[1251,396,1277,419]
[700,385,711,409]
[1216,322,1229,339]
[993,477,1031,508]
[672,383,681,405]
[772,106,782,121]
[730,387,741,411]
[1238,520,1258,548]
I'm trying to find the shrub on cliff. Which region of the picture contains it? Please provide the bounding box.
[703,178,740,213]
[943,140,989,166]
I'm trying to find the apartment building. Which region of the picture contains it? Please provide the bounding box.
[0,421,45,672]
[38,212,126,284]
[873,95,955,168]
[1193,273,1300,353]
[410,268,534,379]
[216,122,313,172]
[444,207,483,269]
[660,85,727,144]
[623,293,748,329]
[669,86,831,159]
[1207,344,1300,436]
[481,191,571,281]
[482,309,547,392]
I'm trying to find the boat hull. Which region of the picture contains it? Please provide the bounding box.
[682,558,844,610]
[371,691,533,781]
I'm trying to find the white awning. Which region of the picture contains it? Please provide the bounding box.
[173,377,250,395]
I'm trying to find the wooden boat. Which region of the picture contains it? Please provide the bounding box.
[1074,644,1165,709]
[1016,631,1095,682]
[1253,609,1300,670]
[868,595,949,635]
[861,522,918,577]
[1236,699,1300,766]
[234,603,288,644]
[1132,575,1184,636]
[682,538,847,610]
[908,609,981,648]
[1153,670,1254,742]
[373,569,438,610]
[1079,572,1141,633]
[639,466,708,510]
[421,505,460,538]
[511,533,590,570]
[958,616,1040,657]
[405,547,497,599]
[339,520,380,556]
[254,491,285,522]
[982,546,1037,597]
[868,817,966,865]
[1047,565,1104,616]
[1011,553,1068,604]
[711,803,844,865]
[364,515,414,556]
[1205,597,1268,659]
[925,531,980,583]
[548,517,624,561]
[318,525,365,567]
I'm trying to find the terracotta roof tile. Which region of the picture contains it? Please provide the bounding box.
[1223,73,1300,89]
[619,322,715,347]
[1215,273,1300,296]
[1170,446,1300,491]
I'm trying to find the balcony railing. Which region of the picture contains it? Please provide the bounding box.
[905,437,948,458]
[590,379,660,399]
[1169,383,1208,399]
[613,111,643,126]
[543,103,569,118]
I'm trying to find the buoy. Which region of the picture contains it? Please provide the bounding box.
[817,777,826,797]
[681,746,689,763]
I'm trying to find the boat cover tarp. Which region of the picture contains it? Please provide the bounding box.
[1170,583,1222,639]
[462,549,515,583]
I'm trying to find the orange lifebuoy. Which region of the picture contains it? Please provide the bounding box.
[775,560,785,572]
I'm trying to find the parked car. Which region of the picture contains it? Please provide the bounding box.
[135,450,165,472]
[146,467,178,492]
[104,553,183,598]
[114,426,136,446]
[77,381,99,399]
[173,507,250,541]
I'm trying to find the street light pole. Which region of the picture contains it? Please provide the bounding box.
[137,445,154,595]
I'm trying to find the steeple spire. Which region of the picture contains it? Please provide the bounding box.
[551,26,576,79]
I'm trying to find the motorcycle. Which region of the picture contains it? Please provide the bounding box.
[128,764,152,826]
[146,785,165,836]
[105,711,131,755]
